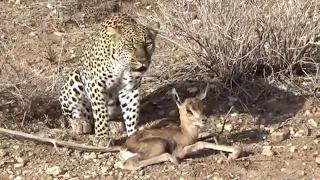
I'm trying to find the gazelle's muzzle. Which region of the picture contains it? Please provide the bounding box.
[193,114,207,127]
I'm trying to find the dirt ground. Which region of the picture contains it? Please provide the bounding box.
[0,0,319,180]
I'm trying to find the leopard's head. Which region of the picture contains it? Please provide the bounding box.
[103,14,160,72]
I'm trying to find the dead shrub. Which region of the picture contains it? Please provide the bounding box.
[158,0,319,93]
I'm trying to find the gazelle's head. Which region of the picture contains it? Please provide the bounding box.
[171,84,210,127]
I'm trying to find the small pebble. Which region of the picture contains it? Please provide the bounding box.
[224,124,233,132]
[262,148,274,156]
[0,149,8,159]
[14,176,22,180]
[45,166,64,176]
[270,131,288,143]
[315,156,320,164]
[83,152,97,160]
[230,113,238,117]
[228,96,238,102]
[304,110,311,116]
[289,146,297,153]
[29,32,36,36]
[307,119,318,128]
[169,110,176,116]
[187,87,198,93]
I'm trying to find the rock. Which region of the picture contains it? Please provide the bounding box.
[191,19,201,25]
[225,124,233,132]
[262,148,274,156]
[29,32,36,36]
[63,173,72,179]
[14,156,27,168]
[228,96,238,102]
[169,110,176,116]
[289,127,295,135]
[101,166,108,173]
[293,129,308,137]
[84,175,91,179]
[138,170,145,176]
[14,163,25,168]
[270,131,288,143]
[15,156,26,164]
[230,113,238,117]
[315,156,320,164]
[12,145,19,150]
[215,123,223,129]
[158,111,165,116]
[70,178,80,180]
[304,110,311,116]
[187,87,198,93]
[262,146,272,150]
[0,149,8,159]
[299,171,306,176]
[83,152,97,160]
[22,170,31,176]
[289,146,297,153]
[46,3,54,9]
[46,166,64,176]
[14,176,22,180]
[307,119,318,128]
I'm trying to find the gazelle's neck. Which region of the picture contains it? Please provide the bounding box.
[179,112,199,142]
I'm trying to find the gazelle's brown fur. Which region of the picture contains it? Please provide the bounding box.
[115,84,242,171]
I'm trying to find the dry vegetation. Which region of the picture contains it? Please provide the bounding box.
[156,0,320,93]
[0,0,320,179]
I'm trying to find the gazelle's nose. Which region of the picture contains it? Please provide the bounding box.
[201,116,207,124]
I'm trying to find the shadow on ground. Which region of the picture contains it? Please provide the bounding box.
[138,78,307,145]
[0,77,307,147]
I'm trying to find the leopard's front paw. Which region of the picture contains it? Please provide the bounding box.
[92,135,115,147]
[70,118,93,135]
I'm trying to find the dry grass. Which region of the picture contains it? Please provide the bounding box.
[155,0,319,93]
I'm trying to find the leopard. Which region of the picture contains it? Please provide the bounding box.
[59,13,160,146]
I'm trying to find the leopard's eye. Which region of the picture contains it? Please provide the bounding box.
[145,40,153,47]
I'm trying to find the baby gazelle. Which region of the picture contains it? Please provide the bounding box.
[115,84,242,170]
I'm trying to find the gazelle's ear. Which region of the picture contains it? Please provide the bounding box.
[171,88,181,108]
[197,83,210,100]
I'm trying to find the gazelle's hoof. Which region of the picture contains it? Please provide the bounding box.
[114,161,124,169]
[228,145,242,160]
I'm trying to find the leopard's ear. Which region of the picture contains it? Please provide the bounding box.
[146,21,160,31]
[106,27,121,43]
[146,21,160,39]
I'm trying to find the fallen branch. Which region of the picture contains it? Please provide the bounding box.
[0,127,122,152]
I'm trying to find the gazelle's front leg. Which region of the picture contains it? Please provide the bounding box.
[177,141,242,160]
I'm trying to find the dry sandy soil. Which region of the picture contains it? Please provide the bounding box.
[0,0,319,180]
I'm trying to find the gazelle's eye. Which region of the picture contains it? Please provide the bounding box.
[186,109,192,114]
